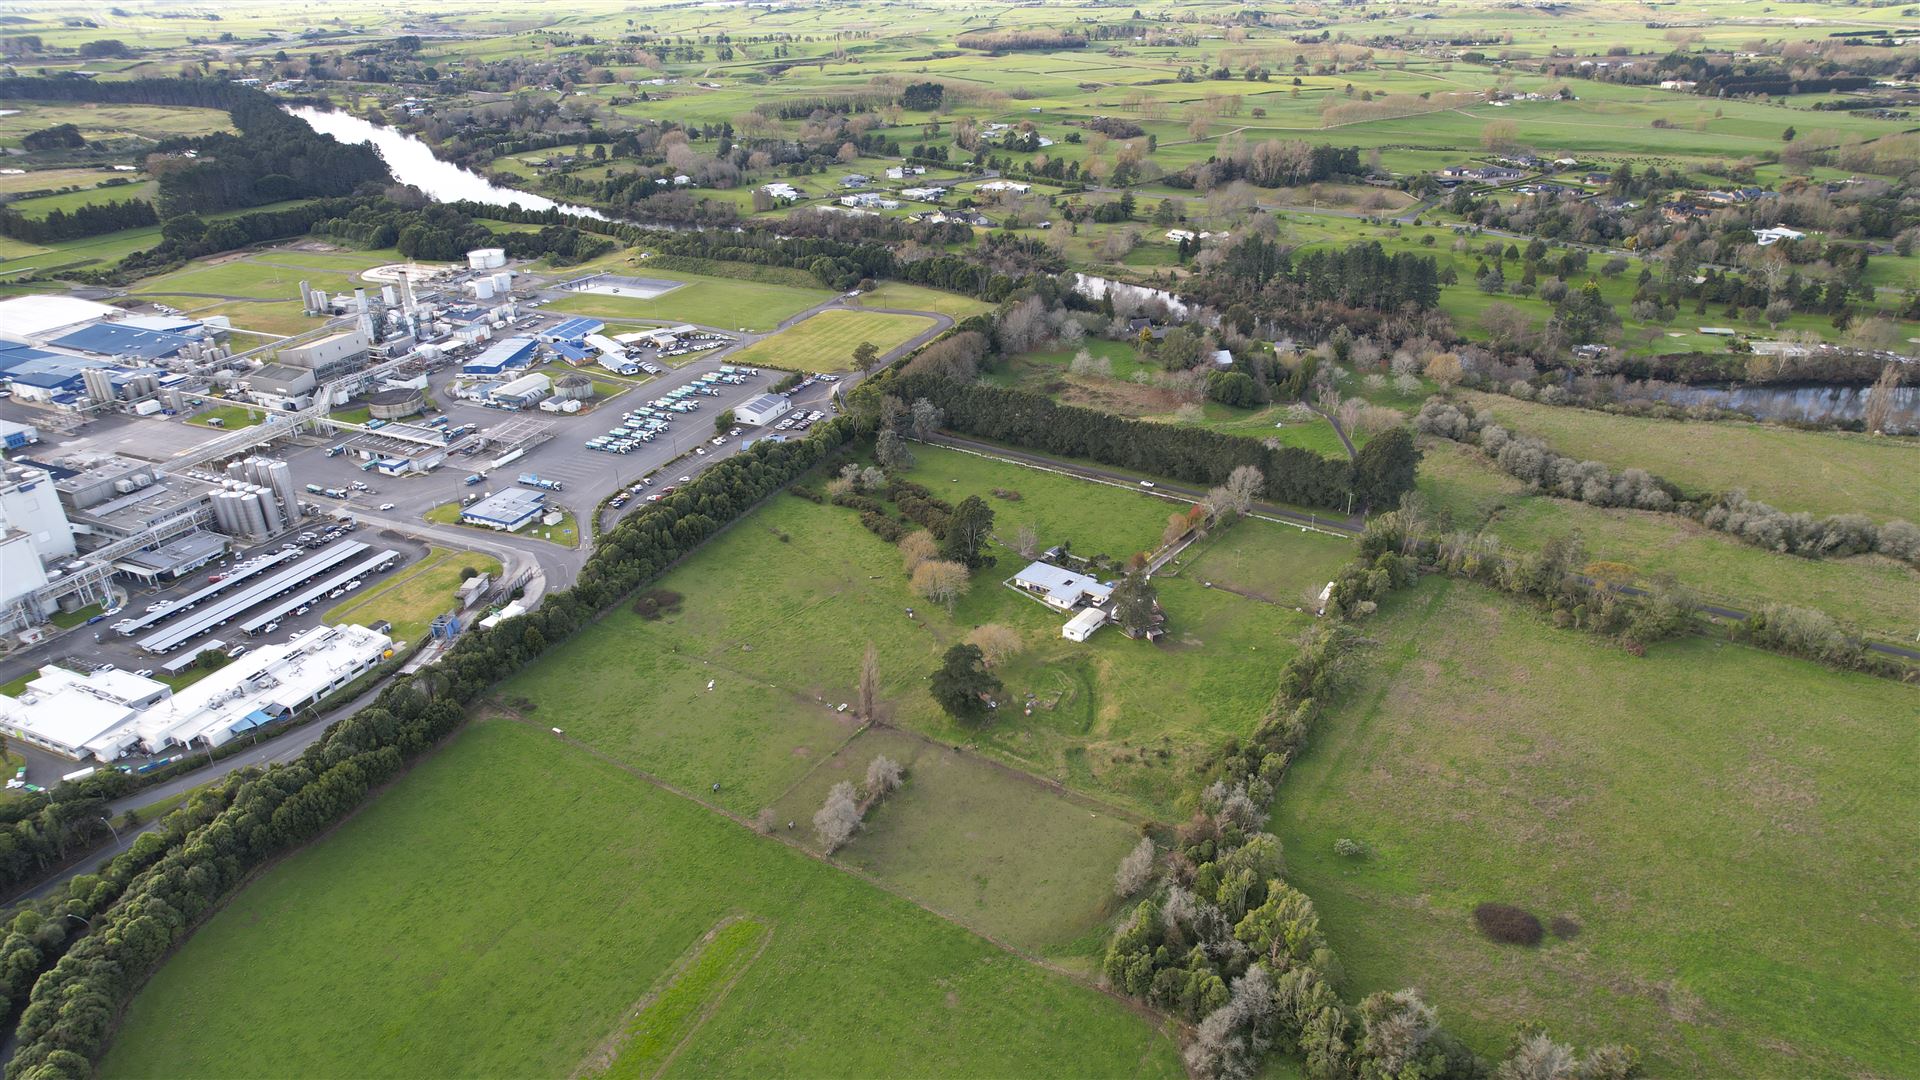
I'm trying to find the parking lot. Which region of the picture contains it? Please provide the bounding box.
[282,346,854,559]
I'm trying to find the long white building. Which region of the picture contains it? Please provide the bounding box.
[0,624,393,762]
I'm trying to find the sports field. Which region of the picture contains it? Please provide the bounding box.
[100,719,1181,1079]
[726,309,938,372]
[543,265,835,331]
[1270,578,1920,1079]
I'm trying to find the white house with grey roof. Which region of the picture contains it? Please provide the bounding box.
[1011,560,1113,611]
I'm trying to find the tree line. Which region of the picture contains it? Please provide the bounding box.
[0,198,156,243]
[2,421,854,1077]
[889,371,1418,512]
[1415,399,1920,570]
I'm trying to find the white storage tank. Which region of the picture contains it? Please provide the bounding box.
[467,248,507,270]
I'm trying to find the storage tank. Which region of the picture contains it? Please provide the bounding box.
[211,490,240,536]
[490,271,513,294]
[255,484,285,534]
[262,459,300,520]
[239,491,270,537]
[472,278,497,301]
[467,248,507,270]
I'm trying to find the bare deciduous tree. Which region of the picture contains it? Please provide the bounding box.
[1863,361,1900,435]
[899,531,939,574]
[1014,522,1040,559]
[1114,836,1156,897]
[966,623,1024,667]
[910,559,971,611]
[813,781,862,852]
[864,755,903,797]
[858,642,880,721]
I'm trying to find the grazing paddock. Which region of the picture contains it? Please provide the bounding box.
[100,720,1181,1079]
[1271,577,1920,1079]
[767,725,1143,960]
[1461,392,1920,523]
[1416,438,1920,640]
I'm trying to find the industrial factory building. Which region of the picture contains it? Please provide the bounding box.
[0,624,394,760]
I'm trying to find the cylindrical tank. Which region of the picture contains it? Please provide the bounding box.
[467,248,506,270]
[255,485,284,535]
[239,491,270,538]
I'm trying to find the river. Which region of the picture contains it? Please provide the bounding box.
[1624,382,1920,434]
[287,106,607,220]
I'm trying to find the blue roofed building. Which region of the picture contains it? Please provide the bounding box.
[460,487,546,531]
[549,341,594,365]
[540,317,604,343]
[47,322,197,361]
[461,336,541,375]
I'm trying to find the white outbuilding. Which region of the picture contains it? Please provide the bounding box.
[1062,607,1108,642]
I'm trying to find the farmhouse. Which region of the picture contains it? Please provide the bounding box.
[1752,225,1806,246]
[977,180,1030,194]
[760,182,802,201]
[1011,560,1113,612]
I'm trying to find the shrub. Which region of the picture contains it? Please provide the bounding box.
[1333,837,1365,857]
[1473,902,1544,945]
[631,588,684,620]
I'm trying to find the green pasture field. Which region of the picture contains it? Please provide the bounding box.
[0,200,318,279]
[1416,439,1920,641]
[765,724,1143,959]
[497,442,1330,821]
[0,168,133,196]
[1460,392,1920,523]
[5,180,154,217]
[144,297,314,337]
[1271,577,1920,1079]
[1165,517,1357,607]
[726,309,937,372]
[543,263,835,331]
[99,719,1181,1079]
[0,102,233,146]
[323,546,501,649]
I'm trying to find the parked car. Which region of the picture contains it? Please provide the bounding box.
[379,503,396,511]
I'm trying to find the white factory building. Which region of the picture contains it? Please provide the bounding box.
[733,393,791,427]
[0,624,394,761]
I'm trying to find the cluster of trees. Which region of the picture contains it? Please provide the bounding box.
[648,221,1060,301]
[0,198,156,243]
[1170,141,1366,190]
[4,420,855,1077]
[1188,239,1442,339]
[0,78,390,218]
[954,28,1087,51]
[891,371,1417,512]
[1415,400,1919,567]
[19,124,84,152]
[811,754,904,852]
